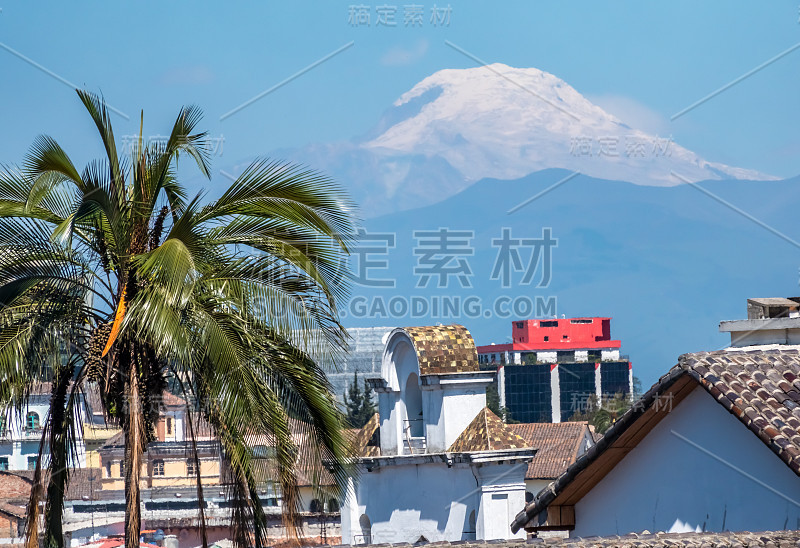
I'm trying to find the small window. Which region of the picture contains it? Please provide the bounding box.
[0,457,8,471]
[563,334,568,339]
[541,320,558,327]
[310,499,323,513]
[106,461,112,478]
[187,459,196,476]
[153,460,165,476]
[0,416,6,436]
[26,412,40,431]
[166,417,173,436]
[119,461,125,477]
[328,498,340,512]
[544,336,549,342]
[525,491,534,503]
[27,456,38,470]
[515,322,524,329]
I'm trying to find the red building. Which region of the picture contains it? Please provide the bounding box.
[477,318,631,423]
[477,317,621,364]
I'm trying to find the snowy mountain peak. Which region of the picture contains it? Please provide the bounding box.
[364,64,774,187]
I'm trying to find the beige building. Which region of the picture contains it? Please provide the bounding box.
[97,391,220,491]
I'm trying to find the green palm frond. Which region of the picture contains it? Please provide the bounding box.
[0,89,357,548]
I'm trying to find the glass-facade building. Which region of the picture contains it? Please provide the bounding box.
[502,360,631,423]
[504,364,552,423]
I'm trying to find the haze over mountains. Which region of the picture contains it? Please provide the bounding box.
[253,64,795,385]
[270,63,776,217]
[351,171,800,386]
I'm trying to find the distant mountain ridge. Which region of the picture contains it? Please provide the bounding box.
[346,169,800,386]
[267,64,776,217]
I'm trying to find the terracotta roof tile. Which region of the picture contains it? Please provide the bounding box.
[350,413,380,457]
[513,347,800,533]
[510,422,590,479]
[400,325,479,375]
[681,348,800,475]
[0,468,104,502]
[317,529,800,547]
[448,408,529,452]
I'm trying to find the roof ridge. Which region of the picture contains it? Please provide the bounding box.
[484,407,491,450]
[570,423,587,461]
[513,348,800,534]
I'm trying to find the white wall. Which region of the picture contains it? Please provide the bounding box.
[425,384,488,453]
[572,386,800,537]
[475,463,528,541]
[600,350,619,361]
[379,338,418,455]
[537,352,557,363]
[730,328,800,347]
[343,460,527,544]
[344,462,478,544]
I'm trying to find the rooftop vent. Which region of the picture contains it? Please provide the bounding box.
[746,298,800,320]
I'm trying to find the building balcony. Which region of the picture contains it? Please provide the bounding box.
[403,436,427,454]
[402,419,427,454]
[18,428,44,440]
[0,428,44,441]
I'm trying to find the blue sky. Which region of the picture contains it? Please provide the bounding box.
[1,2,800,385]
[0,1,798,185]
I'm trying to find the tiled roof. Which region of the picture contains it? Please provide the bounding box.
[321,529,800,547]
[0,502,26,518]
[512,347,800,533]
[400,325,479,375]
[449,407,529,452]
[158,390,186,408]
[100,430,125,449]
[510,422,590,479]
[681,348,800,473]
[0,471,33,505]
[1,468,104,502]
[350,413,380,457]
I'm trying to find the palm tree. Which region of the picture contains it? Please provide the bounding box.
[0,90,356,548]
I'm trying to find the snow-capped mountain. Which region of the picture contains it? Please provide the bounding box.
[364,64,772,185]
[272,64,776,217]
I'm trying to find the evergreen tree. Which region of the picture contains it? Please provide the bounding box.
[486,377,515,422]
[360,376,376,424]
[344,372,364,427]
[344,372,377,428]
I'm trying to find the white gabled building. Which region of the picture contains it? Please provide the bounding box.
[341,324,536,544]
[512,298,800,538]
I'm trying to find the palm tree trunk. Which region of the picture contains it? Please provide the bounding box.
[124,344,145,548]
[42,366,72,548]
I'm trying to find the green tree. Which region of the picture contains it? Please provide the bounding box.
[0,91,356,548]
[568,393,632,434]
[486,379,501,416]
[632,375,644,399]
[343,372,376,428]
[486,377,515,423]
[360,375,376,424]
